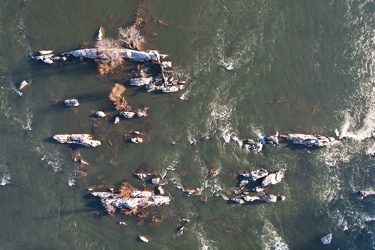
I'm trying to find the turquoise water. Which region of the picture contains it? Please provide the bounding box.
[0,0,374,249]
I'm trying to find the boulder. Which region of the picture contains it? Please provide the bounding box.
[321,233,332,245]
[281,133,339,148]
[19,80,30,90]
[243,139,263,152]
[131,137,143,144]
[119,111,136,119]
[261,171,284,187]
[114,116,120,124]
[64,99,79,107]
[94,111,106,118]
[96,26,104,41]
[53,134,101,147]
[138,235,150,243]
[260,194,277,203]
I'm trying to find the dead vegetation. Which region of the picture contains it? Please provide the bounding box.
[118,26,145,50]
[109,83,132,111]
[118,181,136,199]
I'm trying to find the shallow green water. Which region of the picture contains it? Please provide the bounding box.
[0,0,374,249]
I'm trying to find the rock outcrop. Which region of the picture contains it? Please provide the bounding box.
[53,134,101,147]
[281,133,339,148]
[91,182,170,215]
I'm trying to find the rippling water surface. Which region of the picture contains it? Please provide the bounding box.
[0,0,374,249]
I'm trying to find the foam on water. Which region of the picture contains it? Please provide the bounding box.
[261,220,289,250]
[192,224,217,250]
[35,145,65,172]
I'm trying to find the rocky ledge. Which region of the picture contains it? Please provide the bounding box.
[53,134,101,147]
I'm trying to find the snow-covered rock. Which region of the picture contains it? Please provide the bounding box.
[64,99,79,107]
[261,171,284,187]
[321,233,332,245]
[281,133,339,148]
[53,134,101,147]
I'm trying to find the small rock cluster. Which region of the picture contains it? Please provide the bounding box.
[229,169,286,204]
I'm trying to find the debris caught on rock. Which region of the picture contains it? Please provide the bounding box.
[53,134,101,147]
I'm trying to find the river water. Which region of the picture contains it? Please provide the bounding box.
[0,0,374,249]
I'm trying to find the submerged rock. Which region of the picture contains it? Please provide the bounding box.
[53,134,101,147]
[358,189,375,198]
[321,233,332,245]
[281,133,339,148]
[64,99,79,107]
[261,171,284,187]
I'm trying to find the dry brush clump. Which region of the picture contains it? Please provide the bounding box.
[118,26,145,50]
[109,83,132,111]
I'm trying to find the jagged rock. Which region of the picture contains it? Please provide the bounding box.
[260,194,286,203]
[156,186,165,195]
[131,137,143,144]
[240,169,268,181]
[96,26,104,41]
[64,99,79,107]
[281,133,339,148]
[130,77,153,86]
[160,61,172,68]
[177,226,188,236]
[231,197,245,204]
[161,85,184,93]
[252,186,265,193]
[119,111,136,119]
[53,134,101,147]
[321,233,332,245]
[243,196,260,202]
[19,80,30,90]
[243,139,263,152]
[94,111,106,117]
[138,235,150,243]
[151,177,160,185]
[358,190,375,198]
[261,171,284,187]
